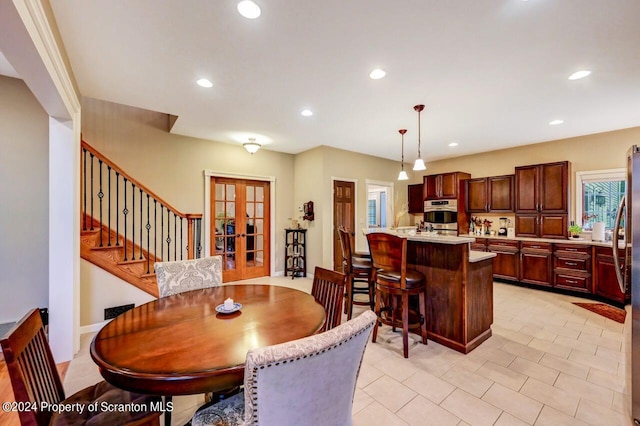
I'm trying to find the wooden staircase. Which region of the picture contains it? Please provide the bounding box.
[80,216,160,297]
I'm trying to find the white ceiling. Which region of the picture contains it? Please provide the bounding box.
[45,0,640,163]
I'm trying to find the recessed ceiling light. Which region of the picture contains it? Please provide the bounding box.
[549,119,564,125]
[237,1,261,19]
[196,78,213,88]
[448,142,458,147]
[369,69,386,80]
[301,109,313,117]
[568,70,591,80]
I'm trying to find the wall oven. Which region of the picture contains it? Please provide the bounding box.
[424,199,458,235]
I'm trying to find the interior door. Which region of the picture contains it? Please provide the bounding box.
[211,177,270,282]
[334,180,356,271]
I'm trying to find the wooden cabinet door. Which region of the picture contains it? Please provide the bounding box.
[424,175,439,200]
[540,162,568,213]
[520,248,552,287]
[408,184,424,213]
[488,175,514,212]
[539,214,567,239]
[487,240,519,280]
[515,214,538,237]
[594,247,627,304]
[440,173,458,199]
[515,165,539,213]
[466,178,488,212]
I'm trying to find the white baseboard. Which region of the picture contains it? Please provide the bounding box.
[80,319,111,335]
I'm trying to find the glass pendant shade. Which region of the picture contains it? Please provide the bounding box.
[243,138,261,154]
[397,129,408,181]
[413,158,426,171]
[398,170,409,180]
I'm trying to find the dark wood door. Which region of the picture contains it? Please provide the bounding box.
[440,173,458,199]
[408,184,424,214]
[540,162,568,213]
[515,165,539,213]
[466,178,488,212]
[488,175,514,212]
[594,247,627,304]
[334,180,355,271]
[515,214,538,237]
[211,177,270,282]
[520,248,552,287]
[424,175,439,200]
[539,214,567,239]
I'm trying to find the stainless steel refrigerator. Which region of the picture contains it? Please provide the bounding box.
[614,145,639,423]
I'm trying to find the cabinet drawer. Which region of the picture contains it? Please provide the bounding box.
[555,244,591,255]
[487,239,518,249]
[554,256,589,271]
[470,243,486,252]
[520,241,552,252]
[554,271,591,292]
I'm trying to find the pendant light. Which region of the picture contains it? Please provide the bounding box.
[397,129,408,180]
[413,104,426,171]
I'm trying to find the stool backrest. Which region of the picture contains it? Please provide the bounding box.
[337,226,353,274]
[366,232,408,287]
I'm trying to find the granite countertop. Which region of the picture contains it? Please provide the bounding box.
[469,234,628,248]
[364,228,474,245]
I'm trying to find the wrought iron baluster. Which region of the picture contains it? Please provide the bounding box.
[98,160,104,247]
[196,219,202,258]
[180,217,184,260]
[115,172,120,246]
[131,183,136,262]
[174,213,177,261]
[107,166,112,246]
[90,153,94,230]
[83,148,87,230]
[123,178,128,261]
[146,194,151,273]
[154,200,158,263]
[139,187,143,260]
[166,208,171,261]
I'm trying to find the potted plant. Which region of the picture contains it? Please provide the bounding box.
[568,224,582,238]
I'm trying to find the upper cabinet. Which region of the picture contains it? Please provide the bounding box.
[515,161,570,238]
[424,172,471,200]
[408,183,424,214]
[466,175,514,213]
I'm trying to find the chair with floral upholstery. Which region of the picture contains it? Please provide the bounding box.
[154,255,223,297]
[191,310,376,426]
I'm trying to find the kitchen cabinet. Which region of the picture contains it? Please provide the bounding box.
[470,237,487,252]
[466,175,514,213]
[553,244,592,293]
[515,161,569,238]
[519,241,552,287]
[408,183,424,214]
[487,239,519,280]
[594,246,629,304]
[424,172,470,200]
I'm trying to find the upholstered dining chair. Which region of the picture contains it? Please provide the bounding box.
[191,310,376,426]
[311,266,347,332]
[0,309,161,426]
[337,226,375,320]
[155,255,223,297]
[366,232,428,358]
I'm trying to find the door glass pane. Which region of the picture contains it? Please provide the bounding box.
[215,183,224,200]
[256,203,264,218]
[247,186,255,202]
[246,203,255,218]
[226,184,235,200]
[256,234,264,250]
[256,186,264,202]
[255,219,264,234]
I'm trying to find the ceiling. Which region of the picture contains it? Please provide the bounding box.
[39,0,640,163]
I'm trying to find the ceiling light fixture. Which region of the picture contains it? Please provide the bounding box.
[448,142,458,147]
[412,104,426,171]
[397,129,408,181]
[568,70,591,80]
[369,68,386,80]
[301,109,313,116]
[237,1,261,19]
[243,138,261,154]
[196,78,213,88]
[549,119,564,125]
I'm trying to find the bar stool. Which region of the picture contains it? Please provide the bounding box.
[338,226,375,320]
[366,232,428,358]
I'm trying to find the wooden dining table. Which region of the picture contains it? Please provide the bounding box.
[90,284,326,397]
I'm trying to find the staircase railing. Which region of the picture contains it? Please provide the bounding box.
[81,141,202,274]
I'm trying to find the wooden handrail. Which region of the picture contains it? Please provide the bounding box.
[81,140,202,221]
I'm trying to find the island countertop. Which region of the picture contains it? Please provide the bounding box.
[364,228,475,245]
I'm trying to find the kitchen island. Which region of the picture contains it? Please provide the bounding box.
[366,230,496,354]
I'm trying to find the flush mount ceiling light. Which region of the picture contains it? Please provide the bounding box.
[568,70,591,80]
[397,129,408,181]
[369,68,386,80]
[549,119,564,125]
[196,78,213,88]
[237,1,261,19]
[448,142,459,147]
[243,138,261,154]
[412,104,427,171]
[301,109,313,116]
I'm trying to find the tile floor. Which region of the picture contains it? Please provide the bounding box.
[65,276,634,425]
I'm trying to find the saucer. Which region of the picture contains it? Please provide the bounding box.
[215,302,242,314]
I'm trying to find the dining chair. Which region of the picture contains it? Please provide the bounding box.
[337,226,375,320]
[155,255,223,297]
[0,309,161,426]
[366,232,428,358]
[191,310,376,426]
[311,266,347,332]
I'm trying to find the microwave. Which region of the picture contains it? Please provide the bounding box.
[424,200,458,233]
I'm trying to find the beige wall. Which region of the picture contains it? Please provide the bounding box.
[410,127,640,224]
[0,76,49,323]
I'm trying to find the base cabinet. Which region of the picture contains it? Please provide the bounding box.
[487,240,519,281]
[519,242,552,287]
[594,247,629,304]
[553,244,591,293]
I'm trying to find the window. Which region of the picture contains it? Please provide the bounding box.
[367,199,377,226]
[575,169,625,231]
